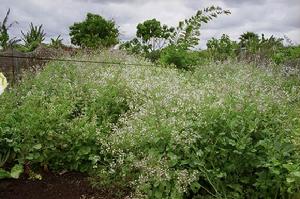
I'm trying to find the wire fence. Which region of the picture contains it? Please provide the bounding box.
[0,53,153,85]
[0,54,153,66]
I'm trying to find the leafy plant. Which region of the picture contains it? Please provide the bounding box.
[160,45,199,69]
[21,23,46,51]
[238,32,284,61]
[0,164,23,180]
[272,44,300,65]
[69,13,119,48]
[50,35,63,48]
[136,19,174,53]
[207,34,238,61]
[171,6,231,50]
[0,9,19,50]
[122,6,230,65]
[1,51,299,198]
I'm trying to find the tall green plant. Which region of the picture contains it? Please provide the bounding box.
[171,6,231,49]
[238,32,284,63]
[136,19,174,52]
[207,34,238,61]
[0,9,19,50]
[21,23,46,51]
[50,35,63,48]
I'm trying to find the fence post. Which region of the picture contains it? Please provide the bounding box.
[11,47,15,85]
[14,50,19,83]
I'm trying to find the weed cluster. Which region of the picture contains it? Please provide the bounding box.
[0,52,300,198]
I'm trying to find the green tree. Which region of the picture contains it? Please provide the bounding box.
[0,9,19,50]
[207,34,238,61]
[21,23,46,51]
[136,18,174,52]
[69,13,119,48]
[239,31,260,50]
[171,6,231,49]
[238,32,284,63]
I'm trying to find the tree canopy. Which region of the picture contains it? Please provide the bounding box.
[69,13,119,48]
[136,18,174,52]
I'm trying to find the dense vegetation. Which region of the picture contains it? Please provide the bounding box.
[1,5,300,199]
[69,13,119,48]
[1,50,300,198]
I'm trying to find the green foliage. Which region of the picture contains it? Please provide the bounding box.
[69,13,119,48]
[122,6,230,64]
[237,32,284,63]
[120,38,147,55]
[207,34,238,61]
[239,32,260,49]
[0,164,23,179]
[1,51,300,198]
[50,35,63,48]
[0,56,130,173]
[121,19,174,62]
[0,9,19,50]
[136,19,174,52]
[272,45,300,65]
[21,23,46,52]
[91,59,299,199]
[171,6,231,50]
[160,45,200,69]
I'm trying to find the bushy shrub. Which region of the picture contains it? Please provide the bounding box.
[0,52,299,198]
[207,34,238,61]
[0,59,130,172]
[272,45,300,65]
[69,13,119,48]
[160,45,200,70]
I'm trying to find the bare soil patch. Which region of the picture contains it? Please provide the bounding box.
[0,172,117,199]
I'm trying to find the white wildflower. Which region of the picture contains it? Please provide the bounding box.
[0,72,8,95]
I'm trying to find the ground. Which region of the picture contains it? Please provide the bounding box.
[0,172,117,199]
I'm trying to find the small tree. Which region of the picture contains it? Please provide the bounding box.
[69,13,119,48]
[0,9,19,50]
[136,19,174,52]
[122,6,230,65]
[21,23,46,51]
[207,34,238,61]
[238,32,260,53]
[171,6,231,49]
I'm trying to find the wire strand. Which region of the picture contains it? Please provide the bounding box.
[0,54,154,67]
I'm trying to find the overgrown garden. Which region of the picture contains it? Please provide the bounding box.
[0,5,300,199]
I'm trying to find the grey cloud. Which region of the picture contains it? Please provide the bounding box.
[222,0,267,7]
[1,0,299,46]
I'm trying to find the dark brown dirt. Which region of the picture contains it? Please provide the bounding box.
[0,172,117,199]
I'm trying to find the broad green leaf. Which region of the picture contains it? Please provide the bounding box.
[10,164,24,179]
[0,169,11,179]
[291,171,300,178]
[33,144,42,150]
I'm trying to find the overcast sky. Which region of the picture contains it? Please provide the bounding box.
[1,0,300,48]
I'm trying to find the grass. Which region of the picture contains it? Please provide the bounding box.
[0,51,300,198]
